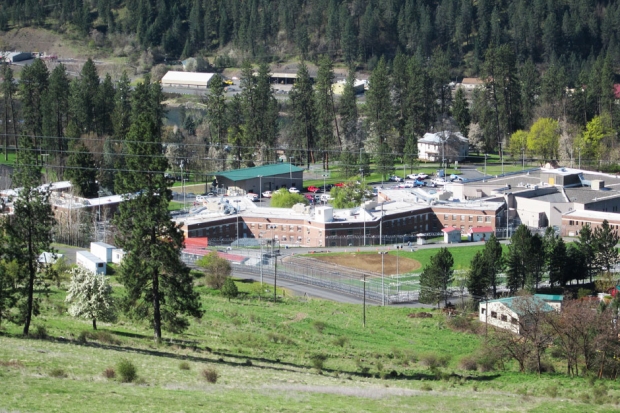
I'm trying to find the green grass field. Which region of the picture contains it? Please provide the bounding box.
[1,272,619,412]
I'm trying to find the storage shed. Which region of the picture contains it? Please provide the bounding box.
[442,227,461,244]
[76,251,106,275]
[213,163,305,195]
[161,71,215,88]
[112,248,126,264]
[468,226,494,242]
[90,242,115,263]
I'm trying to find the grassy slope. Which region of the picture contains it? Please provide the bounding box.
[1,277,619,412]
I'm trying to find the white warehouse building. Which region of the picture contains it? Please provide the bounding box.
[161,71,215,89]
[76,251,107,275]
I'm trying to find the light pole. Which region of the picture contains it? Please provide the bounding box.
[322,174,328,193]
[360,167,366,246]
[484,153,488,179]
[361,273,367,327]
[289,157,294,182]
[97,189,104,242]
[521,147,525,170]
[234,200,241,246]
[180,160,186,212]
[441,131,446,179]
[258,175,263,205]
[378,251,388,306]
[379,202,384,246]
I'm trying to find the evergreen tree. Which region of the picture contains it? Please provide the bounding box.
[71,58,100,134]
[482,233,503,298]
[96,74,116,136]
[576,223,598,283]
[221,277,239,302]
[19,58,49,143]
[4,137,55,336]
[112,71,132,140]
[402,133,418,174]
[114,76,202,341]
[338,68,358,150]
[1,63,19,160]
[452,88,471,138]
[419,248,454,308]
[314,56,337,169]
[593,220,620,273]
[289,62,316,168]
[467,251,489,305]
[506,225,532,294]
[365,57,392,145]
[204,73,228,147]
[65,142,98,198]
[375,142,395,181]
[548,236,568,286]
[41,63,70,176]
[519,59,539,128]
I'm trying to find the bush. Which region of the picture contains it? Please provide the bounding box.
[103,368,116,379]
[221,277,239,301]
[331,336,349,347]
[31,325,47,339]
[266,332,295,345]
[420,383,433,391]
[49,368,67,378]
[545,385,558,398]
[419,353,450,369]
[117,359,137,383]
[458,356,478,371]
[271,188,308,208]
[201,367,219,383]
[310,353,328,371]
[312,321,326,333]
[179,361,190,370]
[577,288,593,299]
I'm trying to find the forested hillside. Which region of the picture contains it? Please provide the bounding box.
[2,0,620,73]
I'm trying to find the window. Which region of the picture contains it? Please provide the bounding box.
[251,223,255,228]
[491,311,497,319]
[477,216,483,222]
[469,216,473,221]
[444,214,449,220]
[331,230,336,236]
[452,215,457,220]
[258,224,263,229]
[97,263,104,268]
[461,215,465,221]
[511,317,518,325]
[500,314,507,322]
[485,216,491,222]
[481,308,486,314]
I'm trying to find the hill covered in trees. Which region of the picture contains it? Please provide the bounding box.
[2,0,620,74]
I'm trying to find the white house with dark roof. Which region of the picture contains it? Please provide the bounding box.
[479,295,559,334]
[418,131,469,162]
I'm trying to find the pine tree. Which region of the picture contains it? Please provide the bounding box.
[221,277,238,302]
[71,58,100,134]
[338,68,358,150]
[289,62,316,168]
[365,57,392,145]
[4,137,55,336]
[593,220,620,273]
[402,133,418,174]
[375,142,395,181]
[506,225,532,294]
[96,74,115,136]
[65,142,98,198]
[452,88,471,138]
[467,251,489,305]
[41,63,70,176]
[419,248,454,308]
[482,233,503,298]
[314,56,337,169]
[548,237,568,286]
[19,58,49,143]
[576,223,598,283]
[112,71,132,140]
[1,63,19,160]
[114,76,203,341]
[204,73,228,146]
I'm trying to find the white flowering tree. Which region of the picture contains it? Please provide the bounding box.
[65,267,116,330]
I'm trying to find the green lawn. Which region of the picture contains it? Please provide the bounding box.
[1,274,619,412]
[396,244,510,272]
[0,151,17,165]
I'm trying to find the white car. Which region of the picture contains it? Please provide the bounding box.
[289,187,300,193]
[262,191,272,198]
[246,193,259,201]
[417,173,429,180]
[388,175,403,182]
[320,194,332,201]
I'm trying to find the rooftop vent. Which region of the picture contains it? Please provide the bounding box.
[591,180,605,190]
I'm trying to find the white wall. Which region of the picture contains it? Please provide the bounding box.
[479,301,519,334]
[76,251,106,275]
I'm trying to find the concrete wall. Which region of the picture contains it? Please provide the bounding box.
[479,301,519,334]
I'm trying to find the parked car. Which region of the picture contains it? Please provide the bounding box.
[416,173,429,180]
[307,186,320,193]
[289,187,300,193]
[388,175,403,182]
[304,194,314,202]
[334,182,345,187]
[452,175,467,182]
[414,179,426,187]
[320,194,332,201]
[262,190,273,198]
[432,178,447,186]
[246,193,259,201]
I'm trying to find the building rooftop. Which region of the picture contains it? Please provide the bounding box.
[215,163,305,181]
[161,71,215,84]
[379,188,504,211]
[419,131,468,144]
[563,209,620,221]
[563,187,620,204]
[469,226,494,233]
[488,295,555,315]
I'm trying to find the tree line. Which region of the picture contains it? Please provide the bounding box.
[419,222,620,309]
[0,74,203,341]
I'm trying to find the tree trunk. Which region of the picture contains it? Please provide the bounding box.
[93,318,97,330]
[23,231,35,336]
[152,268,162,342]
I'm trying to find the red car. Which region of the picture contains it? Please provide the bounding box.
[334,182,344,187]
[304,194,314,201]
[307,186,320,193]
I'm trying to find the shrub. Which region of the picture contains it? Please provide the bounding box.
[312,321,326,333]
[31,325,47,339]
[446,315,474,333]
[179,361,190,370]
[117,359,137,383]
[271,188,308,208]
[419,353,450,369]
[577,288,593,299]
[77,331,88,344]
[49,368,67,378]
[579,393,591,403]
[91,331,121,345]
[103,368,116,379]
[310,353,328,371]
[458,356,478,371]
[420,383,432,391]
[331,336,349,347]
[201,367,219,383]
[266,332,295,345]
[545,385,558,398]
[221,277,239,301]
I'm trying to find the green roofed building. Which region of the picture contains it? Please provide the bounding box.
[214,163,304,195]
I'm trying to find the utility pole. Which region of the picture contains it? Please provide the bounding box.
[362,273,366,327]
[378,251,388,306]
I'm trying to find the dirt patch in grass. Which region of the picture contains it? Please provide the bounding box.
[314,254,421,275]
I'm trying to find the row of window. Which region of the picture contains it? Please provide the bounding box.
[568,220,620,230]
[481,308,518,325]
[443,214,491,223]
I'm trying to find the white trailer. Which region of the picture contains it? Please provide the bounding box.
[112,248,126,264]
[76,251,106,275]
[90,242,115,263]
